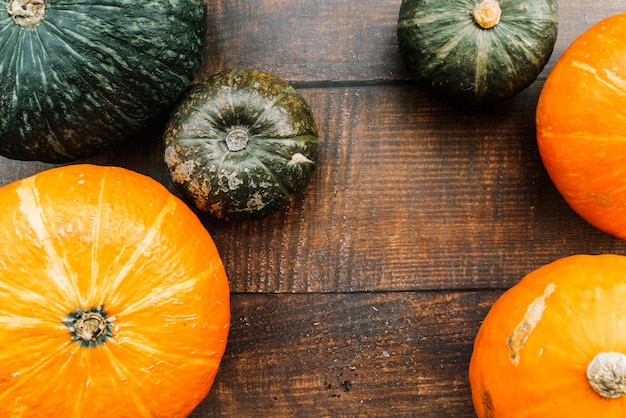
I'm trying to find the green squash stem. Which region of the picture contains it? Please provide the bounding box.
[587,352,626,399]
[225,128,250,152]
[472,0,501,29]
[7,0,46,27]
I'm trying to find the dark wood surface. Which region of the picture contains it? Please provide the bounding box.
[7,1,626,416]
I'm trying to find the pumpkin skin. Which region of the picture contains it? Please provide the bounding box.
[0,164,230,417]
[164,69,319,221]
[469,254,626,417]
[397,0,558,104]
[536,12,626,241]
[0,0,206,163]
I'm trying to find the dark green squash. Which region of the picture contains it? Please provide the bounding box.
[397,0,558,104]
[0,0,206,162]
[163,69,319,221]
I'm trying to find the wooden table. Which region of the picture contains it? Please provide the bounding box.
[5,1,626,416]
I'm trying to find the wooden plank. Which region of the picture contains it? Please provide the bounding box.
[195,84,626,293]
[191,290,501,417]
[202,0,404,82]
[200,0,626,83]
[3,82,625,293]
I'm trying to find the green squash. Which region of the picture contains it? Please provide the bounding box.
[0,0,206,162]
[164,69,319,221]
[397,0,558,104]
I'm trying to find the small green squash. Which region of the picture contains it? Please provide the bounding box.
[397,0,558,104]
[164,69,319,221]
[0,0,206,162]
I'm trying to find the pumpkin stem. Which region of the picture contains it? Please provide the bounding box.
[225,128,250,152]
[587,352,626,399]
[7,0,46,27]
[472,0,501,29]
[63,306,114,348]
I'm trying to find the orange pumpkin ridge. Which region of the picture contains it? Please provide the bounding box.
[0,164,230,418]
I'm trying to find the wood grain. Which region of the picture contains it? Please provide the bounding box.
[200,0,626,83]
[203,84,626,294]
[192,291,501,417]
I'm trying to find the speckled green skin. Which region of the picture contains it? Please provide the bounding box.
[397,0,558,104]
[0,0,206,162]
[164,69,319,221]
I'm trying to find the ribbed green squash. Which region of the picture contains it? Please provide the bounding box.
[397,0,558,104]
[164,69,318,221]
[0,0,206,162]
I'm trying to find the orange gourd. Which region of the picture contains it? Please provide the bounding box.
[469,254,626,417]
[536,12,626,240]
[0,164,230,417]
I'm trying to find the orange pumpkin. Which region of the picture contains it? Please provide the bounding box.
[469,254,626,417]
[536,12,626,240]
[0,164,230,417]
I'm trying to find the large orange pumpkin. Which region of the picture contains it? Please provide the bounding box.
[469,254,626,417]
[0,164,230,417]
[536,12,626,240]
